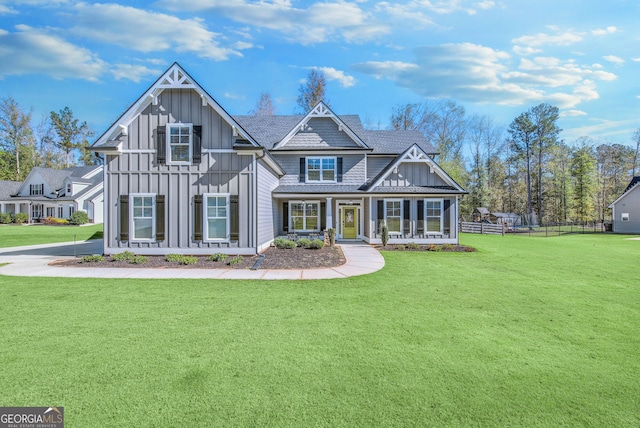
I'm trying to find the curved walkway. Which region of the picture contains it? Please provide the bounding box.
[0,240,385,280]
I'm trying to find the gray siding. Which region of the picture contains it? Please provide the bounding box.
[612,187,640,233]
[257,160,280,248]
[284,117,361,149]
[367,156,395,180]
[380,163,447,187]
[273,153,366,186]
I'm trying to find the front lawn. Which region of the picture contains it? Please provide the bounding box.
[0,223,103,248]
[0,233,638,426]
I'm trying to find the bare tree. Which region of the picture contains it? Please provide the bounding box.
[297,69,329,113]
[250,92,275,115]
[633,128,640,176]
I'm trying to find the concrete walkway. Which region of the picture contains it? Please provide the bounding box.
[0,240,385,280]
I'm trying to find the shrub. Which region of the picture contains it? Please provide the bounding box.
[327,228,336,247]
[43,217,69,225]
[396,244,406,251]
[178,255,198,265]
[165,253,182,262]
[274,238,296,249]
[296,238,312,248]
[130,255,148,265]
[208,253,228,262]
[12,212,28,224]
[0,212,11,224]
[407,242,421,251]
[441,244,455,251]
[381,224,389,246]
[112,251,135,262]
[308,239,324,249]
[81,254,104,263]
[227,255,243,266]
[69,210,89,225]
[426,244,441,252]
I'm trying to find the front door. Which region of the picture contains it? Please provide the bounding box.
[342,206,357,239]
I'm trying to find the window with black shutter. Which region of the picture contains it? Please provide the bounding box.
[230,195,239,241]
[403,200,411,235]
[156,126,166,165]
[155,195,165,241]
[194,195,203,241]
[119,195,129,241]
[283,202,289,232]
[193,125,202,164]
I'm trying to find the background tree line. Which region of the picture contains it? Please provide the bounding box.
[0,97,97,181]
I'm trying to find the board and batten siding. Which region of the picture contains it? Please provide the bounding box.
[366,156,395,180]
[256,160,280,250]
[380,163,447,188]
[273,153,366,186]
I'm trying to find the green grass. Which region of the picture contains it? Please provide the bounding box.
[0,224,103,247]
[0,233,639,426]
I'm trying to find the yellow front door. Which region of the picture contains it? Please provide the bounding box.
[342,206,357,239]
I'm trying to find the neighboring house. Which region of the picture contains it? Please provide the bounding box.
[472,207,490,222]
[91,63,466,255]
[4,166,104,223]
[490,212,521,227]
[0,180,22,215]
[608,176,640,234]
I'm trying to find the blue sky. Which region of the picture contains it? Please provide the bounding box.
[1,0,639,148]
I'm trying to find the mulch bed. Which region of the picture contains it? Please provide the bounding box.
[375,244,475,252]
[52,245,347,270]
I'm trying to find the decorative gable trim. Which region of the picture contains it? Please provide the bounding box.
[92,63,260,153]
[367,144,464,192]
[273,102,369,150]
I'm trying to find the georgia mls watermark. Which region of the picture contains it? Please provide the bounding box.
[0,407,64,428]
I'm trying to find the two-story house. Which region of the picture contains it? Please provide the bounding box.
[4,166,103,223]
[91,63,465,255]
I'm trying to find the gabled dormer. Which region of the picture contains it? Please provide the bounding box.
[272,103,370,151]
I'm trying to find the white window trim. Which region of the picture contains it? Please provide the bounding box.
[203,193,230,242]
[130,193,156,242]
[384,198,403,234]
[57,206,64,218]
[166,123,193,165]
[30,184,44,196]
[424,198,444,235]
[306,156,337,183]
[289,200,321,232]
[621,212,629,222]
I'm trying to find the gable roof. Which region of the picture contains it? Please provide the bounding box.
[0,180,21,200]
[14,166,102,199]
[608,176,640,208]
[92,62,260,151]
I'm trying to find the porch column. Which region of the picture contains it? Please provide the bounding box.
[325,197,333,229]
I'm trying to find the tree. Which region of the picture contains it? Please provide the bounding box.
[633,128,640,176]
[0,96,36,180]
[571,144,597,223]
[33,115,66,168]
[530,103,561,224]
[50,107,94,167]
[508,111,536,224]
[250,92,275,115]
[297,69,328,113]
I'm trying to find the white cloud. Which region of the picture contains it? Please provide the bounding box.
[633,58,640,62]
[592,26,618,36]
[315,67,356,88]
[475,1,495,9]
[0,4,17,14]
[603,55,625,65]
[110,64,162,83]
[513,30,584,48]
[224,92,245,100]
[70,3,246,60]
[351,60,419,80]
[0,25,105,81]
[560,109,587,117]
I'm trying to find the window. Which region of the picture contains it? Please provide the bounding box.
[167,123,192,163]
[621,213,629,222]
[31,204,43,219]
[46,207,55,217]
[290,201,320,231]
[131,195,155,241]
[57,207,64,218]
[425,199,443,234]
[67,184,72,195]
[384,199,402,234]
[69,206,75,217]
[30,184,44,196]
[204,194,229,241]
[306,157,336,182]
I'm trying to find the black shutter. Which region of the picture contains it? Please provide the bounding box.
[157,126,166,165]
[230,195,239,241]
[119,195,129,241]
[377,200,384,233]
[337,157,343,182]
[155,195,165,242]
[443,199,451,231]
[417,200,424,233]
[299,158,305,183]
[194,195,203,241]
[403,200,411,235]
[283,202,289,232]
[320,202,326,231]
[192,125,202,164]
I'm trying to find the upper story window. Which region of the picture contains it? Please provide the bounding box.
[66,183,72,195]
[30,184,44,196]
[306,157,336,183]
[168,124,192,164]
[621,213,629,222]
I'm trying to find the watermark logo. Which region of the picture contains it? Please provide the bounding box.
[0,407,64,428]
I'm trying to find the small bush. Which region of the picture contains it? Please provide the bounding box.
[407,242,421,250]
[396,244,406,251]
[165,253,182,262]
[0,212,11,224]
[381,224,389,246]
[43,217,69,225]
[274,238,296,249]
[308,239,325,249]
[130,255,148,265]
[81,254,104,263]
[112,251,135,262]
[208,253,228,262]
[12,212,28,224]
[441,244,455,251]
[227,255,243,266]
[296,238,312,248]
[426,244,441,252]
[69,210,89,225]
[178,255,198,265]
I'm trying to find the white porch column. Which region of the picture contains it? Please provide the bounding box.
[326,197,333,229]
